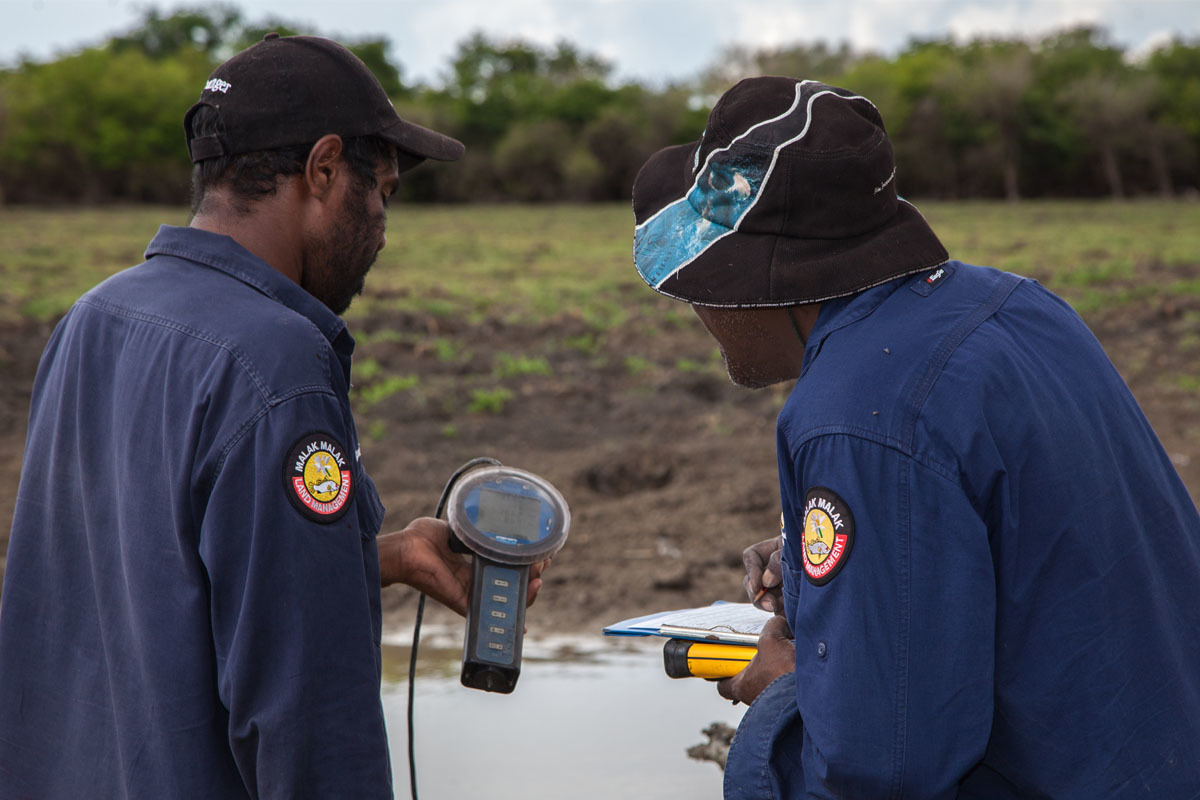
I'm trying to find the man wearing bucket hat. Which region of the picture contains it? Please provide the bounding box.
[633,77,1200,798]
[0,35,544,798]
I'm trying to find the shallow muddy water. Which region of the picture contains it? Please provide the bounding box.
[381,627,746,799]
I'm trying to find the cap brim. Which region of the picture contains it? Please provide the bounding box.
[379,117,465,162]
[632,141,948,307]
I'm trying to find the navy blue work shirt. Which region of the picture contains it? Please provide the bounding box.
[724,263,1200,798]
[0,226,392,798]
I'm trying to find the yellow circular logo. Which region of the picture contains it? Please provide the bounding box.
[303,450,343,502]
[804,508,835,566]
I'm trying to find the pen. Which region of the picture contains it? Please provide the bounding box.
[752,587,766,606]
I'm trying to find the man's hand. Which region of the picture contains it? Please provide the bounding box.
[377,517,547,616]
[744,536,784,614]
[717,615,795,705]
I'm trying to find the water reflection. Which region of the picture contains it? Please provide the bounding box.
[382,627,746,800]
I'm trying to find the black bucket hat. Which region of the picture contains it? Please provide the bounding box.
[184,34,464,168]
[632,77,947,307]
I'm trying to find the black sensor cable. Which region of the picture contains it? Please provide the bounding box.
[408,456,502,800]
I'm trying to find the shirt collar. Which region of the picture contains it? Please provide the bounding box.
[800,274,910,378]
[144,225,352,354]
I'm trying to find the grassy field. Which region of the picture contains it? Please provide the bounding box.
[2,200,1199,323]
[1,200,1198,630]
[3,200,1198,429]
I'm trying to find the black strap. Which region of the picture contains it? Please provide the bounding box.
[188,134,225,162]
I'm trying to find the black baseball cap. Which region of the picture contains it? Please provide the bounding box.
[632,77,947,307]
[184,34,464,167]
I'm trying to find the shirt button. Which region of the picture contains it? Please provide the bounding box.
[817,641,828,658]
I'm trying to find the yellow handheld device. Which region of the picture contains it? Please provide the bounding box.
[662,639,757,679]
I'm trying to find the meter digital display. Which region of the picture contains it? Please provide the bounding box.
[447,466,569,693]
[475,488,542,541]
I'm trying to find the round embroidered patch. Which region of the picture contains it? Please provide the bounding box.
[801,487,854,585]
[284,433,354,523]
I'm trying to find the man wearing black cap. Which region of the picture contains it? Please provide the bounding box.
[0,35,540,798]
[632,77,1200,798]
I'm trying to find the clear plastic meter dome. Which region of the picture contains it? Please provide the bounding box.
[447,466,570,565]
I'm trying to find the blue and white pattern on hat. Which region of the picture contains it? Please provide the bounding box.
[634,81,871,291]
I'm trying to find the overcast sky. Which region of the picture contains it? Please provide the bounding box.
[4,0,1199,85]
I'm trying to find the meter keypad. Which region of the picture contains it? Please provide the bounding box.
[476,565,520,665]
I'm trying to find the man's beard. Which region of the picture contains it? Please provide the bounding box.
[302,184,381,315]
[720,347,776,390]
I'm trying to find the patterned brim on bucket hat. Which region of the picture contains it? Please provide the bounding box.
[632,77,947,307]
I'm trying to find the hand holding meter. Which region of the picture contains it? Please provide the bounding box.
[446,466,569,693]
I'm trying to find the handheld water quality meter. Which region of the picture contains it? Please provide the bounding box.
[447,466,570,693]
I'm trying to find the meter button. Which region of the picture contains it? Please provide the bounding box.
[477,564,522,665]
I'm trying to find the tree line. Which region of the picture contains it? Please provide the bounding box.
[1,6,1197,204]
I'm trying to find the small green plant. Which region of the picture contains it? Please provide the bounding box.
[441,422,459,438]
[355,329,408,346]
[354,357,382,382]
[1175,374,1200,393]
[675,357,703,372]
[494,352,552,378]
[564,333,600,355]
[468,387,514,414]
[358,374,419,406]
[431,337,462,362]
[624,355,652,375]
[1167,279,1200,298]
[367,420,387,441]
[415,297,457,316]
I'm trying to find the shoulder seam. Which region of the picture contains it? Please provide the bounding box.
[787,426,960,485]
[204,386,341,496]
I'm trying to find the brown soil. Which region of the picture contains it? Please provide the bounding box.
[2,281,1198,637]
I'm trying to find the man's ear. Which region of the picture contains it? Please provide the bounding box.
[305,134,345,200]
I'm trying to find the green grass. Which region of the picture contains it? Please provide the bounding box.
[0,205,187,324]
[494,352,552,378]
[624,355,652,375]
[467,387,514,414]
[563,332,601,355]
[347,203,648,329]
[356,374,419,407]
[354,357,383,382]
[3,201,1200,327]
[1175,374,1200,393]
[430,337,464,362]
[920,200,1200,306]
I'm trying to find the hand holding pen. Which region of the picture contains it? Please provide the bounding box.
[743,536,785,614]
